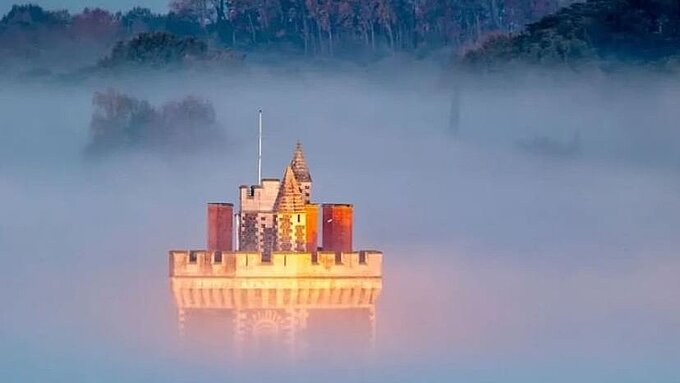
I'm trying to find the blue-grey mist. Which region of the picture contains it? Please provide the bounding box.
[1,65,679,382]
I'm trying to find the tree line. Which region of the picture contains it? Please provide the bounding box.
[0,1,574,63]
[462,0,680,70]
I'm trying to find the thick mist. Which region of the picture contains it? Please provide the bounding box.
[1,66,679,382]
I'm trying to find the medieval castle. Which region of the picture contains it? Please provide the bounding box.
[168,139,383,355]
[170,143,382,357]
[169,141,383,278]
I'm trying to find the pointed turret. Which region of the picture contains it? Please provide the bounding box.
[290,141,312,183]
[290,141,313,203]
[274,166,305,212]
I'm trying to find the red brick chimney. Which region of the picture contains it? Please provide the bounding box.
[322,204,353,252]
[207,203,233,251]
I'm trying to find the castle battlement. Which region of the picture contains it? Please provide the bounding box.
[239,179,280,212]
[172,141,382,283]
[169,250,382,278]
[167,140,383,356]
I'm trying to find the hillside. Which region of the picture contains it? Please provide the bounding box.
[462,0,680,70]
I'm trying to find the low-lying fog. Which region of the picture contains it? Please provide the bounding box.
[1,66,679,382]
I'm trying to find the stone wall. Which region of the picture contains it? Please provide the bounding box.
[239,179,280,212]
[169,250,382,278]
[171,276,382,309]
[275,212,307,252]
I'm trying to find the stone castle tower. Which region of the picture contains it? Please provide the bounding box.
[274,166,307,251]
[238,179,279,257]
[238,143,316,259]
[169,140,382,358]
[205,142,355,260]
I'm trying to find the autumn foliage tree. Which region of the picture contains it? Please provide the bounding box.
[180,0,563,56]
[1,1,565,67]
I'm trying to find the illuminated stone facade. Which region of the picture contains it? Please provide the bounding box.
[170,250,381,356]
[168,141,383,357]
[238,179,280,257]
[237,143,313,258]
[170,250,382,278]
[304,203,319,252]
[274,166,308,252]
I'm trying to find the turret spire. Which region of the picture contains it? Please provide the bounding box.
[290,141,312,183]
[274,166,305,212]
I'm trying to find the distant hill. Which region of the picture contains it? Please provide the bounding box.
[462,0,680,70]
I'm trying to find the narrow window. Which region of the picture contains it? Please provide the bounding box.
[189,251,198,263]
[214,251,222,263]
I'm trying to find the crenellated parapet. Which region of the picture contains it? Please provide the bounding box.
[239,179,280,212]
[169,250,382,278]
[168,141,383,357]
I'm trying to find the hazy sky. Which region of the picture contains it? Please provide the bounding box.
[1,66,679,382]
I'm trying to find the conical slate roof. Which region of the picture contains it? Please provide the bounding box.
[290,141,312,183]
[274,165,305,212]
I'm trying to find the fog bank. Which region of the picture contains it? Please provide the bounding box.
[1,68,679,382]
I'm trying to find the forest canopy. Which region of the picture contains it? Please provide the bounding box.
[461,0,680,70]
[0,1,566,71]
[2,0,679,74]
[98,31,242,69]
